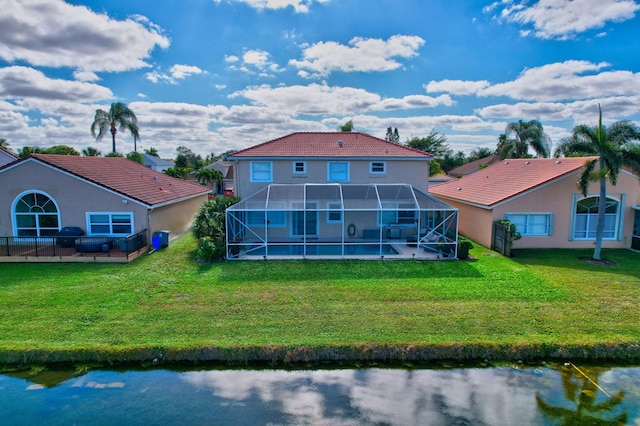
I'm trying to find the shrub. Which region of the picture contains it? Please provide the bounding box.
[457,236,474,260]
[193,196,240,262]
[196,237,223,263]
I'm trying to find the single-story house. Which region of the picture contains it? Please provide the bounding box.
[225,132,459,260]
[0,154,210,261]
[430,157,640,250]
[204,160,235,195]
[143,153,174,173]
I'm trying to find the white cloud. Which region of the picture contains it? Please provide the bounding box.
[0,66,112,102]
[486,0,640,39]
[73,71,100,83]
[289,35,425,78]
[426,61,640,103]
[425,80,491,96]
[230,83,451,116]
[212,0,329,13]
[481,61,640,101]
[227,50,284,76]
[0,0,170,73]
[146,64,206,84]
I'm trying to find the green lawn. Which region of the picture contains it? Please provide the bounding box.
[1,233,639,364]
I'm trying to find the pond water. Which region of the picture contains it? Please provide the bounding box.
[1,363,638,425]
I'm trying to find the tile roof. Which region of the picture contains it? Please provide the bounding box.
[430,157,598,207]
[229,132,433,159]
[143,153,174,167]
[28,154,209,206]
[447,154,500,176]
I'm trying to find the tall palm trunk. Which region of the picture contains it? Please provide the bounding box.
[593,157,606,260]
[111,125,117,153]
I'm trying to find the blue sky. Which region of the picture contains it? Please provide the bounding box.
[1,0,639,158]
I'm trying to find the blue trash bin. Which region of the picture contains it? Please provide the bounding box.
[152,236,161,250]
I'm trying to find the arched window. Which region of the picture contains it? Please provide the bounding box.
[573,196,619,240]
[13,191,60,237]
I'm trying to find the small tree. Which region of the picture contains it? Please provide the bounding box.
[385,127,400,143]
[127,151,144,164]
[164,167,189,179]
[193,196,240,262]
[195,167,223,190]
[340,120,354,132]
[82,147,102,157]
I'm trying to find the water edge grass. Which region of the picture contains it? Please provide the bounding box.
[0,233,639,366]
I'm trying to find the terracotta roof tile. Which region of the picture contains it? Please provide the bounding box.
[430,157,598,207]
[448,154,500,176]
[229,132,433,159]
[30,154,209,206]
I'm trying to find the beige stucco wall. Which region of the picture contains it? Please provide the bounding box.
[0,161,208,240]
[437,170,640,249]
[149,195,208,239]
[437,199,495,247]
[232,159,430,198]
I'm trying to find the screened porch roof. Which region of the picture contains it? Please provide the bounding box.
[227,184,456,211]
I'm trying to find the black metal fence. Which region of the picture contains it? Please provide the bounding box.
[0,229,148,260]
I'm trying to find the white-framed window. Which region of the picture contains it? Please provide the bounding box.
[370,161,386,174]
[326,202,342,223]
[327,162,349,182]
[13,191,60,237]
[87,212,133,236]
[293,161,306,174]
[250,161,273,182]
[505,213,553,236]
[573,196,619,240]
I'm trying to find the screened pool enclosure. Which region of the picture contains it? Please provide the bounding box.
[226,184,459,260]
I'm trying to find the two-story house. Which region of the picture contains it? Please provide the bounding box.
[225,132,459,260]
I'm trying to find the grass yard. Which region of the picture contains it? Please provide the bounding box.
[0,233,639,364]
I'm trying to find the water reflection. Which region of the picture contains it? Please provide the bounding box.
[1,363,638,425]
[536,363,627,425]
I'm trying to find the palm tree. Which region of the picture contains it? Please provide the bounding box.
[91,102,140,154]
[536,364,626,424]
[82,147,101,157]
[498,119,551,159]
[554,105,640,260]
[144,147,159,157]
[195,167,223,190]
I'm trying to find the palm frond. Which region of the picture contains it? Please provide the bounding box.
[576,159,597,197]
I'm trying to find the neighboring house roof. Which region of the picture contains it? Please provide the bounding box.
[429,173,455,185]
[205,160,234,180]
[229,132,433,159]
[448,154,500,177]
[7,154,209,206]
[143,153,174,168]
[430,157,598,208]
[0,146,18,166]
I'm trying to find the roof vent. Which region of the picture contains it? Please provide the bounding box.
[504,161,509,165]
[457,187,462,191]
[556,160,561,164]
[338,140,343,147]
[153,175,158,181]
[525,161,530,165]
